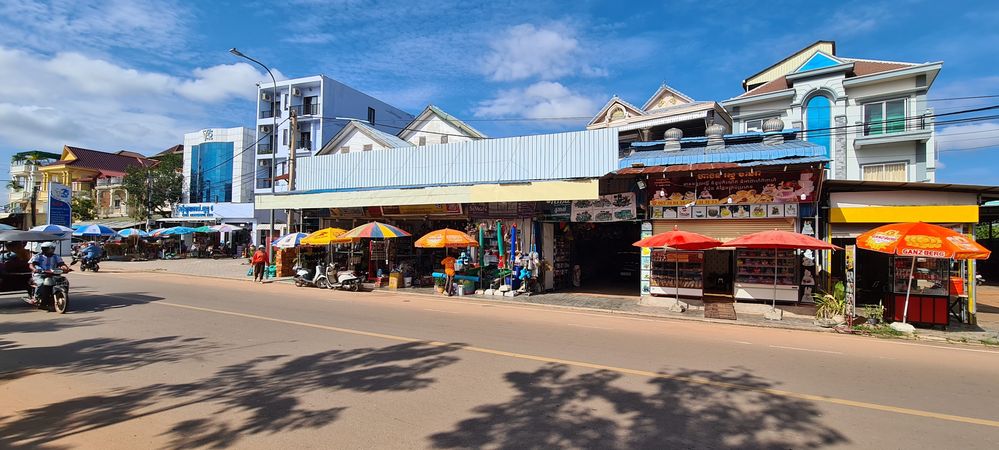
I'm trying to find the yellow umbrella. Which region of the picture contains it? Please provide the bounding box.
[415,228,479,248]
[301,227,351,245]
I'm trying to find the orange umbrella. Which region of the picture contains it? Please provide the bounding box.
[857,222,990,260]
[415,228,479,248]
[857,222,990,324]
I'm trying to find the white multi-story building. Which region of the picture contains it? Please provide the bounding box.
[721,41,942,182]
[254,75,413,194]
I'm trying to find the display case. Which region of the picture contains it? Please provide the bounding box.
[734,249,799,302]
[650,250,703,297]
[893,257,949,296]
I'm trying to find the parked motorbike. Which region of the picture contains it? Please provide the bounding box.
[24,269,71,313]
[976,274,986,286]
[79,256,100,272]
[294,263,330,289]
[327,263,362,291]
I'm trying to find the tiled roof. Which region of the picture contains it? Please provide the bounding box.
[152,144,183,159]
[736,59,916,99]
[51,146,155,173]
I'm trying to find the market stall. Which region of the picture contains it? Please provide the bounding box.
[633,226,721,305]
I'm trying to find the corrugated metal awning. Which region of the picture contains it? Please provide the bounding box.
[256,179,600,210]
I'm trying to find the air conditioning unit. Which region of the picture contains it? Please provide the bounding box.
[260,92,272,101]
[291,87,302,97]
[258,125,272,134]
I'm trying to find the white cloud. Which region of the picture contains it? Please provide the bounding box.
[482,23,607,82]
[0,0,189,56]
[0,46,280,154]
[473,81,598,119]
[936,122,999,152]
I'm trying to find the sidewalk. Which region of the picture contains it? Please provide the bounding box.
[98,258,999,344]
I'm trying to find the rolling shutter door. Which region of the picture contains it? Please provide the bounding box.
[653,218,795,242]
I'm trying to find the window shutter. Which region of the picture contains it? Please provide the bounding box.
[363,144,373,151]
[419,136,426,146]
[282,129,288,145]
[441,135,448,144]
[340,146,350,154]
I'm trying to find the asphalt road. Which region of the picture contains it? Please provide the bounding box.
[2,272,999,449]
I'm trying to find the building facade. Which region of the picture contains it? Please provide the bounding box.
[5,151,61,223]
[398,105,488,146]
[721,41,942,183]
[254,74,413,194]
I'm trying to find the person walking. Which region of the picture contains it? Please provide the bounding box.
[251,245,269,283]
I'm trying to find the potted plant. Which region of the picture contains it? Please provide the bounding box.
[434,276,445,294]
[813,285,847,327]
[863,304,885,325]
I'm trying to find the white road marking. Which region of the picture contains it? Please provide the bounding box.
[769,345,843,355]
[567,323,613,330]
[734,341,753,345]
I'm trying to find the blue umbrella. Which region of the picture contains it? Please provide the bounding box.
[161,226,198,236]
[118,228,148,237]
[73,224,116,237]
[272,232,309,248]
[30,224,74,238]
[0,224,16,230]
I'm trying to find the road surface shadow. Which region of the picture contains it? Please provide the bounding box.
[65,291,165,313]
[429,363,847,449]
[0,341,463,449]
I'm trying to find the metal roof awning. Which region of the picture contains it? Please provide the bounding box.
[255,179,600,210]
[824,180,999,199]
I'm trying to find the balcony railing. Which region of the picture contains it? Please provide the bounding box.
[257,142,274,154]
[296,141,313,152]
[863,113,928,137]
[97,177,124,187]
[289,103,319,116]
[260,109,282,119]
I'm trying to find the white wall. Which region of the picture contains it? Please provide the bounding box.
[330,128,391,153]
[402,114,475,145]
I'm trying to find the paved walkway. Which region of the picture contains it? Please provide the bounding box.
[97,258,999,344]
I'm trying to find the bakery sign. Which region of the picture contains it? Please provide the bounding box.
[647,168,817,220]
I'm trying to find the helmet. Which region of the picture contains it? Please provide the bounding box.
[40,242,56,249]
[258,245,265,249]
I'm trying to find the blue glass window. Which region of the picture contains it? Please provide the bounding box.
[189,142,234,203]
[806,95,831,156]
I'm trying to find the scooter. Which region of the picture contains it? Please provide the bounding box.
[294,263,330,289]
[976,274,986,286]
[327,263,362,291]
[79,255,100,272]
[24,269,71,313]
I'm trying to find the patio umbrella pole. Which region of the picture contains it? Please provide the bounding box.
[902,256,916,324]
[772,247,778,311]
[674,255,680,307]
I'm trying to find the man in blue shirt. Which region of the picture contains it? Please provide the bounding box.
[29,242,70,311]
[82,242,103,261]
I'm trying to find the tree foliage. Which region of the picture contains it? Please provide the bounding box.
[71,195,97,222]
[122,153,183,221]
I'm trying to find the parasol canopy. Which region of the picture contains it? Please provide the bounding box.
[341,221,411,239]
[192,225,217,233]
[0,230,71,241]
[272,232,310,248]
[73,224,116,237]
[30,224,74,236]
[301,227,350,245]
[415,228,479,248]
[722,229,841,250]
[117,228,148,237]
[856,222,990,260]
[160,226,198,236]
[211,224,243,233]
[148,228,170,237]
[633,225,722,250]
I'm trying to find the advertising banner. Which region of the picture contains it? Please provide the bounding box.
[648,168,818,206]
[570,192,636,222]
[380,204,462,216]
[47,182,72,227]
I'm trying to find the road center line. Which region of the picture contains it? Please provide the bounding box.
[566,323,613,330]
[734,341,754,345]
[423,308,459,314]
[769,345,844,355]
[150,300,999,429]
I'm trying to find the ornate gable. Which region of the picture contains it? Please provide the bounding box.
[588,97,645,127]
[641,84,695,112]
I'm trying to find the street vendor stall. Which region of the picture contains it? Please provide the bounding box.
[415,228,479,295]
[857,222,990,329]
[633,226,722,304]
[340,222,411,283]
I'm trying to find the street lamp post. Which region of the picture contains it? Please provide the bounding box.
[229,48,277,263]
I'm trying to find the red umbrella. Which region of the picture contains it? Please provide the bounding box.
[723,230,841,311]
[634,226,722,305]
[633,225,722,250]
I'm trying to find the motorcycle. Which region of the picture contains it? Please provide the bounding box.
[24,269,71,313]
[294,263,330,289]
[976,274,986,286]
[327,263,362,291]
[78,255,100,272]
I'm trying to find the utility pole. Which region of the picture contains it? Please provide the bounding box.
[288,108,298,233]
[29,184,38,228]
[146,169,153,231]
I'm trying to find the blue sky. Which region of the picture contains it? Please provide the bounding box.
[0,0,997,184]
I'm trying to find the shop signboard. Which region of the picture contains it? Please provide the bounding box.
[329,207,368,218]
[570,192,637,223]
[380,204,462,216]
[47,182,72,227]
[539,201,571,221]
[647,168,816,220]
[639,222,652,295]
[467,202,535,219]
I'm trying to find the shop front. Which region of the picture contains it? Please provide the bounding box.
[171,202,265,251]
[638,164,822,304]
[824,181,988,323]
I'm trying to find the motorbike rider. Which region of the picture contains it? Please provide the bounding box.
[81,241,103,264]
[29,242,71,311]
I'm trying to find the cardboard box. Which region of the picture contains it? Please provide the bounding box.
[388,273,403,289]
